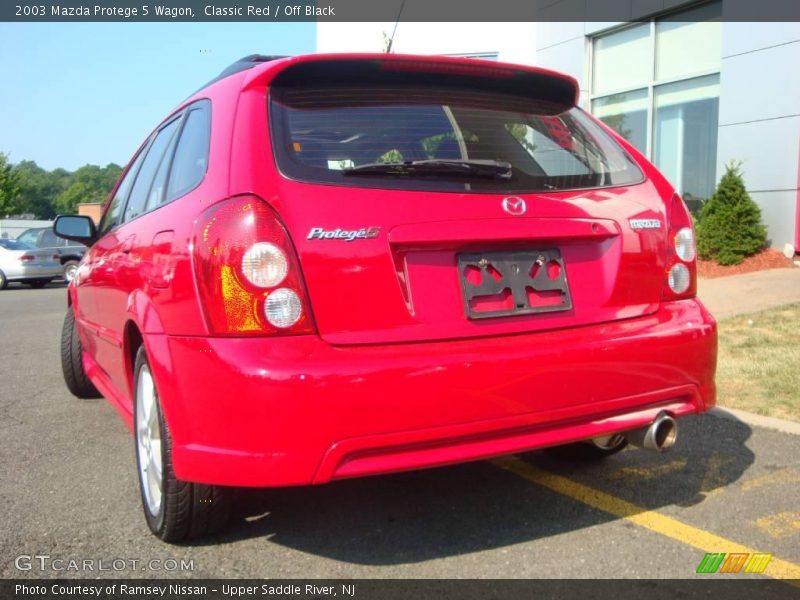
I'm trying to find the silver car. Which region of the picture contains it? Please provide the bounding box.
[0,239,63,289]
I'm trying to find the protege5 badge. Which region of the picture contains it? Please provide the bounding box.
[629,219,662,230]
[307,227,381,241]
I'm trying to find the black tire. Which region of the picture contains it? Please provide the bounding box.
[0,270,7,290]
[27,279,49,288]
[133,346,231,542]
[63,260,79,283]
[544,435,628,461]
[60,309,101,399]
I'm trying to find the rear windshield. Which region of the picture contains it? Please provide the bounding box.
[269,85,643,193]
[0,239,32,250]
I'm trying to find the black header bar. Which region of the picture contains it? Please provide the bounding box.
[2,0,799,22]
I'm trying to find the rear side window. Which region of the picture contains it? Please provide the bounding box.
[123,118,181,222]
[270,85,643,193]
[39,229,59,246]
[167,105,211,201]
[99,148,146,236]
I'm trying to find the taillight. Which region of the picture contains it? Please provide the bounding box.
[52,254,60,261]
[192,195,315,336]
[19,255,34,262]
[662,193,697,300]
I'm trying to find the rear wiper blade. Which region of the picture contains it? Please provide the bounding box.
[343,159,512,179]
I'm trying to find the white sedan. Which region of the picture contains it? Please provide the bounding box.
[0,238,63,289]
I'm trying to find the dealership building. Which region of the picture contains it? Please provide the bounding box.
[317,1,800,253]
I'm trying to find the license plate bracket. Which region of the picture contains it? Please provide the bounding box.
[457,249,572,319]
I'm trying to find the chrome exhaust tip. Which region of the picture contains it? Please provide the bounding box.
[624,412,678,452]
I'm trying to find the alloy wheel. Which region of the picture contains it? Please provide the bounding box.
[136,365,163,517]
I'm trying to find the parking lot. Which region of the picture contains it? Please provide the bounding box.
[1,285,799,581]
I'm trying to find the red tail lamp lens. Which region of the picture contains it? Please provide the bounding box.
[192,195,314,336]
[662,193,697,300]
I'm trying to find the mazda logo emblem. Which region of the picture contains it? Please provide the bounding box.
[502,196,526,216]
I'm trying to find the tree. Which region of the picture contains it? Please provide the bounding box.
[0,152,21,217]
[12,160,69,219]
[0,155,122,218]
[696,162,768,266]
[53,163,121,214]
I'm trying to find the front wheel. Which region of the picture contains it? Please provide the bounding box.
[133,346,231,542]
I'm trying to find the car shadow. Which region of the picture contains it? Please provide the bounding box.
[193,413,754,564]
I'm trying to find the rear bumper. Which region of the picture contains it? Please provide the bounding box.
[148,298,717,487]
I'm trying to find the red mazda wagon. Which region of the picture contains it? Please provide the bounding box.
[55,53,717,542]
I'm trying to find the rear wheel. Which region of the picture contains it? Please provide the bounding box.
[60,309,101,399]
[0,270,7,290]
[133,346,231,542]
[63,260,79,283]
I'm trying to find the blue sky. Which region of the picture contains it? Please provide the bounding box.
[0,23,315,171]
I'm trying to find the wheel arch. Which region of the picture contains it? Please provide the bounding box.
[123,294,184,445]
[59,254,82,265]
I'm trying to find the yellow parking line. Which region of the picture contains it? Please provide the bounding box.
[742,468,800,492]
[754,512,800,540]
[492,456,800,582]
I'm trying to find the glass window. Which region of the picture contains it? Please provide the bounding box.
[143,128,181,213]
[591,89,648,154]
[590,2,721,212]
[16,229,39,246]
[166,106,211,202]
[124,118,180,223]
[271,85,643,193]
[39,229,59,246]
[0,239,32,250]
[656,3,722,81]
[99,148,146,236]
[654,74,720,207]
[592,23,651,95]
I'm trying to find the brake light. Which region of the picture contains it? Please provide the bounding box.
[19,255,34,262]
[52,254,60,261]
[192,195,315,336]
[662,193,697,300]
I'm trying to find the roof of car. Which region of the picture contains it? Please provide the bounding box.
[188,54,288,97]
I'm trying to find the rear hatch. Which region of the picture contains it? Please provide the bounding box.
[266,59,668,345]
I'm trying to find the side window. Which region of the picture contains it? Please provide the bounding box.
[166,106,211,202]
[123,118,181,223]
[40,229,60,247]
[99,148,146,236]
[143,127,181,213]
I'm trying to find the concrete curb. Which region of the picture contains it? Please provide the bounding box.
[709,406,800,436]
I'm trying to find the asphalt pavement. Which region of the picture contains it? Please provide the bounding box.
[1,284,798,581]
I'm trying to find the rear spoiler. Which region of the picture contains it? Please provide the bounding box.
[242,53,579,113]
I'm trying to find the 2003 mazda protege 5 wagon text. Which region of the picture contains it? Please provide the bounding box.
[54,53,717,542]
